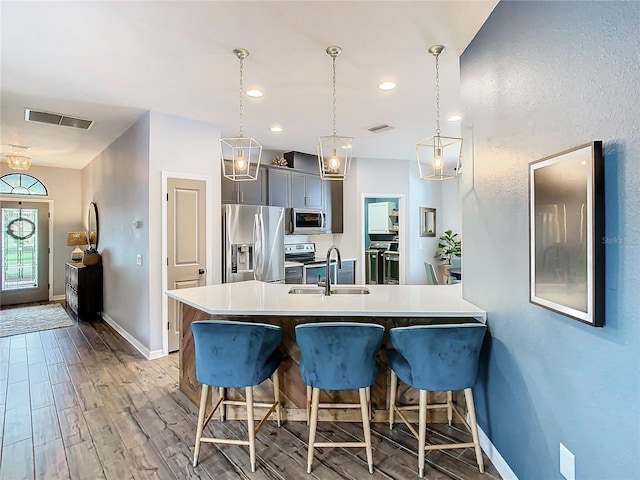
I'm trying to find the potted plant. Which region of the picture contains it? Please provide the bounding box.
[434,230,461,282]
[83,246,102,266]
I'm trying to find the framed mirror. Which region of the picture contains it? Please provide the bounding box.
[419,207,436,237]
[88,202,99,249]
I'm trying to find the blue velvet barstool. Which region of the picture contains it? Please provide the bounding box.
[191,320,283,472]
[388,323,486,478]
[295,322,384,474]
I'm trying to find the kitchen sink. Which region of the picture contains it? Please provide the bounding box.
[330,287,370,295]
[288,287,370,295]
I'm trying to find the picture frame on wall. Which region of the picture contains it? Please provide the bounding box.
[528,141,605,327]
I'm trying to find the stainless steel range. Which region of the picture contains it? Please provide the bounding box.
[284,243,338,285]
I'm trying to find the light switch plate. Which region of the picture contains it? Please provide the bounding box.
[560,443,575,480]
[136,254,142,266]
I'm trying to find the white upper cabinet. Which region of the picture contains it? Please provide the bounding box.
[367,202,396,234]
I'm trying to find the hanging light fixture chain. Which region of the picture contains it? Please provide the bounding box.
[435,51,441,135]
[332,54,337,136]
[238,55,244,137]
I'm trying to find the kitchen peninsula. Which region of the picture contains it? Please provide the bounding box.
[167,281,486,423]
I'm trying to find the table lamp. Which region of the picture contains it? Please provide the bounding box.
[67,231,88,262]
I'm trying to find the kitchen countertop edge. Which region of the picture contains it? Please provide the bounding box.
[166,280,486,321]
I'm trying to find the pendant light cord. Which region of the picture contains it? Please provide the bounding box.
[435,52,440,135]
[332,54,337,136]
[239,55,244,137]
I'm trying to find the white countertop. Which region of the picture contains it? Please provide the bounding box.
[166,280,486,320]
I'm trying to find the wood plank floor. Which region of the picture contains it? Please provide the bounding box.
[0,313,502,480]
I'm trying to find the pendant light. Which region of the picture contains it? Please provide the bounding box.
[317,46,353,181]
[416,45,462,181]
[5,144,31,171]
[220,48,262,182]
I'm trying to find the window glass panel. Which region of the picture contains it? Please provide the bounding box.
[0,174,48,196]
[2,207,39,290]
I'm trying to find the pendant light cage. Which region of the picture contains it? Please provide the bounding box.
[221,48,262,182]
[416,45,462,181]
[317,46,353,181]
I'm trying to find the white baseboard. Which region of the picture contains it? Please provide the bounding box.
[52,294,65,301]
[101,313,165,360]
[477,424,518,480]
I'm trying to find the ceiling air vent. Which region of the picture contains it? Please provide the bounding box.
[368,124,394,133]
[25,109,94,130]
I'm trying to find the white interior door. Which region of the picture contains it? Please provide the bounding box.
[167,178,206,353]
[1,200,50,305]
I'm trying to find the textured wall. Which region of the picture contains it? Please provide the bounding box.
[83,113,152,348]
[460,1,639,478]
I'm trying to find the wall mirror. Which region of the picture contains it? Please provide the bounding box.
[88,202,99,249]
[419,207,436,237]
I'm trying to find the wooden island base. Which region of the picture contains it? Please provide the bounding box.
[179,303,478,424]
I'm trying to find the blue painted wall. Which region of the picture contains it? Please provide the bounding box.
[460,2,639,479]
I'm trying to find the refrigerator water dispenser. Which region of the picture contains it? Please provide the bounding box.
[231,244,253,273]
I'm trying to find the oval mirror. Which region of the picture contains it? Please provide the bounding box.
[88,202,99,249]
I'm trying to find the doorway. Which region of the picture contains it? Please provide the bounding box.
[1,200,50,305]
[360,194,406,285]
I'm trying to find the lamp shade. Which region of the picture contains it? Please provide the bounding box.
[67,231,88,246]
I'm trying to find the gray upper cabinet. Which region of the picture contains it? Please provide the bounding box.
[221,167,268,205]
[267,168,291,208]
[291,172,323,209]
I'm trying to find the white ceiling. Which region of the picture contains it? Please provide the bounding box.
[0,1,497,170]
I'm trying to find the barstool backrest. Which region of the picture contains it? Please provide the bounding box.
[295,322,384,390]
[389,323,486,391]
[191,320,283,388]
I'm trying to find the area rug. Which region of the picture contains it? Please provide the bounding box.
[0,303,74,337]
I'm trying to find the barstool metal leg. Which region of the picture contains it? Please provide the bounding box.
[272,369,281,427]
[389,370,398,429]
[193,384,209,467]
[246,386,256,473]
[307,387,320,473]
[359,388,374,474]
[418,389,427,478]
[464,388,484,473]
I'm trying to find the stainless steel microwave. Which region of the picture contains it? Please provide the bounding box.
[287,208,326,235]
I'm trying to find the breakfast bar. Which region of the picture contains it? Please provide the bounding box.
[166,281,486,423]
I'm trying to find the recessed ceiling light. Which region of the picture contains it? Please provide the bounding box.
[270,125,283,132]
[378,81,397,91]
[246,89,263,97]
[448,114,462,122]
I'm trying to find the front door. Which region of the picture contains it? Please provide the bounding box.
[1,200,50,305]
[167,178,207,353]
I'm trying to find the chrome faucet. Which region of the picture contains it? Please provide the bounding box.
[319,245,342,296]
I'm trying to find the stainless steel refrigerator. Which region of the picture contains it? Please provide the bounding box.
[222,204,285,283]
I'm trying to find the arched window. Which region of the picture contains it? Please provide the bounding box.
[0,174,48,196]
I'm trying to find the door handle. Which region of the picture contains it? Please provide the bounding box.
[198,269,205,275]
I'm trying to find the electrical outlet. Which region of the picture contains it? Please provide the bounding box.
[136,254,142,266]
[560,443,575,480]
